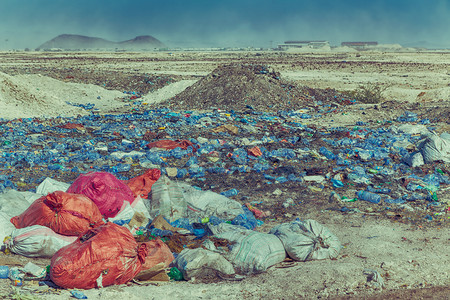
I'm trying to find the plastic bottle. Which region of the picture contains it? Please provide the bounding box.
[384,197,405,204]
[176,168,188,178]
[356,191,381,204]
[114,163,131,172]
[0,266,9,279]
[319,147,336,160]
[8,267,23,286]
[367,186,391,194]
[331,178,344,188]
[221,188,239,197]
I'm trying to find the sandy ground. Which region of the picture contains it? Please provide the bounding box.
[0,50,449,299]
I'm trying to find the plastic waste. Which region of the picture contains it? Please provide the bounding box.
[363,269,385,289]
[22,262,46,278]
[0,266,9,279]
[366,186,391,194]
[71,290,88,299]
[319,147,336,160]
[8,267,23,286]
[221,188,239,197]
[168,267,184,281]
[150,175,186,223]
[331,178,344,188]
[231,205,258,230]
[384,197,405,204]
[356,191,381,204]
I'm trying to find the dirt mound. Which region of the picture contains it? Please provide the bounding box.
[0,71,126,119]
[164,64,312,111]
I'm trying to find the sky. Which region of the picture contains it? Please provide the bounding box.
[0,0,449,49]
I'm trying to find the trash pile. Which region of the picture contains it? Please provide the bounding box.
[0,63,449,297]
[0,171,341,293]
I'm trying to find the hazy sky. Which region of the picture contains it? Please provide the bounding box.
[0,0,449,49]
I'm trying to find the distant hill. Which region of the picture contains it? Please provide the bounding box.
[37,34,166,50]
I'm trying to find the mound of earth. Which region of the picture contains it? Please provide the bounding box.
[37,34,165,50]
[164,64,355,112]
[164,64,307,111]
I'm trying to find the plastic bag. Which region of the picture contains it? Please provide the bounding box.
[140,239,174,271]
[125,168,161,199]
[269,219,341,261]
[0,190,41,217]
[50,222,147,289]
[109,197,151,227]
[10,191,104,236]
[178,182,245,221]
[67,172,135,218]
[150,176,186,222]
[5,225,77,258]
[402,151,424,167]
[0,212,15,244]
[147,139,196,151]
[418,132,450,164]
[213,223,286,274]
[174,248,235,280]
[36,177,70,195]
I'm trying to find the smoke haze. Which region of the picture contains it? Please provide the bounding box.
[1,0,449,49]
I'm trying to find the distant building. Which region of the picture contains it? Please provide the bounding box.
[341,42,378,50]
[278,40,330,50]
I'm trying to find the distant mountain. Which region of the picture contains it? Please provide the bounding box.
[37,34,165,50]
[119,35,165,48]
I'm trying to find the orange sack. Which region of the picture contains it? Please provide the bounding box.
[140,238,174,271]
[50,222,147,289]
[10,191,104,236]
[125,168,161,199]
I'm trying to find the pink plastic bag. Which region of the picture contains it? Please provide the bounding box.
[67,172,135,218]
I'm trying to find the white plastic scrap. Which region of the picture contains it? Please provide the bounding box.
[363,268,385,289]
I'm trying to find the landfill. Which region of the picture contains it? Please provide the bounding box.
[0,51,449,299]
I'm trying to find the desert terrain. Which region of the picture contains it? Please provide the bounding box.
[0,50,449,299]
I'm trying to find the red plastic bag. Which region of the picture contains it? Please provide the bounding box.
[67,172,135,218]
[50,222,148,289]
[247,146,262,157]
[140,238,174,271]
[10,191,104,236]
[147,139,197,152]
[125,168,161,199]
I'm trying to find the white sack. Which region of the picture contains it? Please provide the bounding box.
[0,190,40,217]
[150,175,186,222]
[213,223,286,274]
[418,132,450,164]
[174,248,235,281]
[5,225,77,258]
[269,219,341,261]
[178,182,244,221]
[0,212,15,244]
[36,177,70,195]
